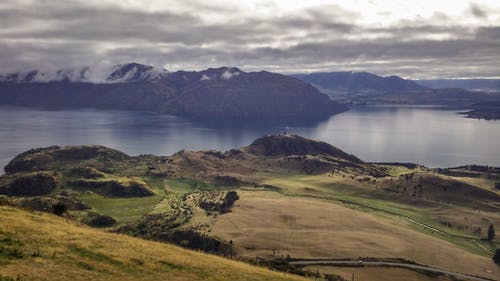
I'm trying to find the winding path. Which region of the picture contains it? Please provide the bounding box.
[290,259,497,281]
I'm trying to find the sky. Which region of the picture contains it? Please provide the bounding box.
[0,0,499,78]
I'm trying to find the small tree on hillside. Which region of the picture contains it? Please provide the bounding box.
[493,249,500,265]
[488,224,495,241]
[52,202,67,216]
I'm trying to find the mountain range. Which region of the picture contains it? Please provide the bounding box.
[415,79,500,92]
[293,71,500,96]
[292,71,500,119]
[0,63,347,118]
[292,71,427,96]
[2,64,499,119]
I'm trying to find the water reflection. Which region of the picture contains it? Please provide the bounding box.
[0,105,499,171]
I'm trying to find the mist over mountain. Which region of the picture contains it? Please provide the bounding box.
[0,63,347,118]
[0,63,169,84]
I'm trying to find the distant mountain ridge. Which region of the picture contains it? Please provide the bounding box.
[292,71,427,96]
[0,63,347,118]
[292,70,500,120]
[414,79,500,92]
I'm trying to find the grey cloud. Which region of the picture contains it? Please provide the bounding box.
[475,26,500,39]
[0,0,499,78]
[102,37,500,78]
[470,3,487,18]
[272,6,357,32]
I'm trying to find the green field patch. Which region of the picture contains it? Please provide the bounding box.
[79,193,162,222]
[164,178,233,194]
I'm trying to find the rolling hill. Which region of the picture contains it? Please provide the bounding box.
[0,134,499,280]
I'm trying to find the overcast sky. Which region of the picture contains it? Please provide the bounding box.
[1,0,499,78]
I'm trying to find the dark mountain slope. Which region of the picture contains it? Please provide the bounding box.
[0,65,347,118]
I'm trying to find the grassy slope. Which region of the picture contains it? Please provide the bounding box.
[2,143,499,281]
[246,172,500,256]
[0,206,308,281]
[210,190,500,280]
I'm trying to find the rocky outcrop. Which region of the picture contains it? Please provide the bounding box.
[187,191,240,214]
[0,172,57,196]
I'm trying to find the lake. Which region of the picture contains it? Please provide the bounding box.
[1,105,499,171]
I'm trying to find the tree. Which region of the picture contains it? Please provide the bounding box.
[52,202,67,216]
[229,240,233,258]
[488,224,495,241]
[492,249,500,265]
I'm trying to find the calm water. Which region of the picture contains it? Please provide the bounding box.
[1,105,499,171]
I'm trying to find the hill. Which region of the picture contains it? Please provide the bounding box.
[0,206,309,281]
[292,72,500,120]
[292,71,426,97]
[0,64,347,118]
[356,88,499,106]
[415,79,500,92]
[459,101,500,120]
[245,134,361,161]
[0,134,499,280]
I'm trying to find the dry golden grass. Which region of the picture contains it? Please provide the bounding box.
[211,191,500,280]
[0,206,309,281]
[446,174,499,193]
[304,266,458,281]
[248,172,500,246]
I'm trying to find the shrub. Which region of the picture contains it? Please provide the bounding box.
[488,224,495,241]
[82,212,117,228]
[52,202,67,216]
[493,248,500,265]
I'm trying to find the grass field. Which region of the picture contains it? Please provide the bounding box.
[210,190,500,280]
[245,172,500,255]
[78,193,163,222]
[0,206,310,281]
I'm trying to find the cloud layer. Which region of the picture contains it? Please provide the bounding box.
[0,0,499,78]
